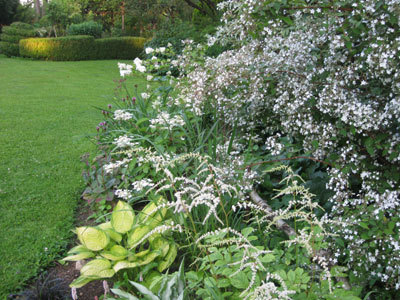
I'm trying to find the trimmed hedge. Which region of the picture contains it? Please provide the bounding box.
[94,37,147,59]
[2,26,36,37]
[20,36,95,61]
[0,22,36,57]
[19,36,147,61]
[0,42,19,56]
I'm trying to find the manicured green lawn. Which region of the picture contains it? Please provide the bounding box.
[0,55,144,297]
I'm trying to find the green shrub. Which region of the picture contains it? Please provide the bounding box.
[0,22,35,57]
[67,21,103,38]
[0,34,26,43]
[9,22,34,31]
[20,35,94,61]
[94,37,147,59]
[1,26,36,37]
[19,36,146,61]
[0,42,19,56]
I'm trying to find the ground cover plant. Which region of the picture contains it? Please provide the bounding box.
[0,55,148,298]
[68,0,400,299]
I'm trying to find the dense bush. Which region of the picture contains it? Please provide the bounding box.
[19,35,94,61]
[19,36,147,61]
[0,22,35,57]
[177,0,400,297]
[94,37,147,60]
[67,21,103,39]
[145,19,229,58]
[145,20,210,55]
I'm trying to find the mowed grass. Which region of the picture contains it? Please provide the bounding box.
[0,55,145,297]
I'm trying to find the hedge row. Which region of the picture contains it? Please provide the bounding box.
[19,36,147,61]
[0,22,36,57]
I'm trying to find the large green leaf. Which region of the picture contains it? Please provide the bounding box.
[127,225,152,247]
[139,197,166,223]
[63,251,95,261]
[138,251,160,266]
[81,258,112,276]
[98,222,123,242]
[76,226,109,251]
[129,281,159,300]
[113,260,140,272]
[148,208,168,229]
[110,288,140,300]
[67,244,90,254]
[70,276,97,288]
[111,201,135,234]
[101,245,128,261]
[157,243,177,272]
[151,237,170,257]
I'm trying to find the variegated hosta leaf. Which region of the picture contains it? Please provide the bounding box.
[137,251,161,266]
[63,251,95,261]
[139,197,166,223]
[158,243,178,272]
[70,276,96,288]
[150,237,170,257]
[100,245,128,261]
[127,225,152,247]
[147,207,168,229]
[80,258,112,276]
[76,226,109,251]
[111,201,135,234]
[113,260,139,273]
[98,222,123,242]
[134,249,150,258]
[67,244,89,254]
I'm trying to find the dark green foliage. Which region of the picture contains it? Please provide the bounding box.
[94,37,147,59]
[19,36,147,61]
[67,21,103,38]
[0,34,26,43]
[145,20,201,54]
[0,22,35,57]
[0,41,19,56]
[2,26,36,37]
[19,35,95,61]
[0,0,19,25]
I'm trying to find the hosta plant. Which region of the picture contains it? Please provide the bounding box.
[63,199,178,288]
[107,260,186,300]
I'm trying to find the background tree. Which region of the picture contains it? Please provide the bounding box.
[0,0,19,26]
[182,0,220,19]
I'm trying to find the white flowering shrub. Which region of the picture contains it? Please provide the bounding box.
[75,2,400,297]
[173,0,400,294]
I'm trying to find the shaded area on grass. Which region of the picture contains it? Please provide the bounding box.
[0,55,146,297]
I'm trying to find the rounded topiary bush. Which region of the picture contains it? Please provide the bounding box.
[20,35,95,61]
[0,22,36,57]
[67,21,103,38]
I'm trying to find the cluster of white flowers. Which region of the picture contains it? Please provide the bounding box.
[113,135,137,148]
[149,111,185,130]
[133,57,146,73]
[114,189,132,200]
[113,109,133,121]
[117,63,133,77]
[132,178,154,192]
[103,158,130,174]
[145,47,166,54]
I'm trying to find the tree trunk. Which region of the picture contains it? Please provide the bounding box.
[34,0,41,20]
[121,1,125,32]
[41,0,48,17]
